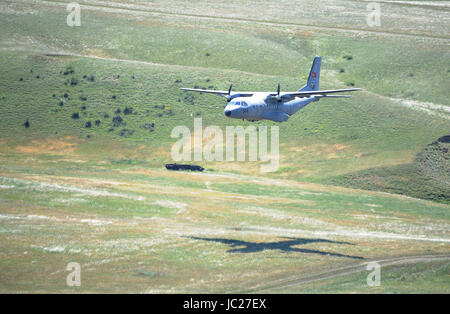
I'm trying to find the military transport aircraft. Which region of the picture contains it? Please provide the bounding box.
[181,56,361,122]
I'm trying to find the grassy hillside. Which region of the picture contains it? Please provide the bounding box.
[0,0,449,293]
[331,136,450,204]
[0,155,449,293]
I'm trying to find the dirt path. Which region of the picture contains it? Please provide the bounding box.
[233,254,450,293]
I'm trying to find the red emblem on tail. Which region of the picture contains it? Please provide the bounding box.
[312,72,316,78]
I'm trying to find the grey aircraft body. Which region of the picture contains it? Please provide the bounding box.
[181,56,361,122]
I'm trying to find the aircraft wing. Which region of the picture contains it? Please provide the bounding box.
[180,88,253,99]
[268,88,362,100]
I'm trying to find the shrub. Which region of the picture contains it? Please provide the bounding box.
[142,122,155,131]
[124,107,133,115]
[24,119,30,128]
[119,129,134,137]
[63,66,74,75]
[70,77,78,86]
[95,119,101,126]
[112,115,124,127]
[71,113,80,119]
[85,121,92,128]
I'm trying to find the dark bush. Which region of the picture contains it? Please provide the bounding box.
[87,75,95,82]
[112,115,124,127]
[85,121,92,128]
[81,106,86,110]
[24,119,30,128]
[183,94,195,105]
[115,108,121,114]
[79,95,87,101]
[112,95,116,99]
[119,129,134,137]
[63,93,69,98]
[142,122,155,131]
[36,75,40,79]
[19,78,23,81]
[95,119,101,126]
[340,68,345,73]
[70,77,78,86]
[71,113,80,119]
[124,107,133,115]
[63,66,74,75]
[59,101,64,106]
[104,113,110,119]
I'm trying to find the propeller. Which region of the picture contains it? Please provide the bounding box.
[276,83,281,101]
[226,84,233,102]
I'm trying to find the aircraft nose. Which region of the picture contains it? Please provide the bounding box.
[224,110,231,117]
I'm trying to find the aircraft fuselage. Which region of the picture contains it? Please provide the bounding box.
[224,93,319,122]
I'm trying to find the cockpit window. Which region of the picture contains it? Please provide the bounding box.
[242,102,248,107]
[235,101,240,106]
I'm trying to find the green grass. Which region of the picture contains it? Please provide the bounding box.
[269,261,450,293]
[331,138,450,204]
[0,0,449,293]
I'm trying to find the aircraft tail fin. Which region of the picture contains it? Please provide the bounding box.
[299,56,321,91]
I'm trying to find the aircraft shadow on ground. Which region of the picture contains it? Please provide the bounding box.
[186,236,364,260]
